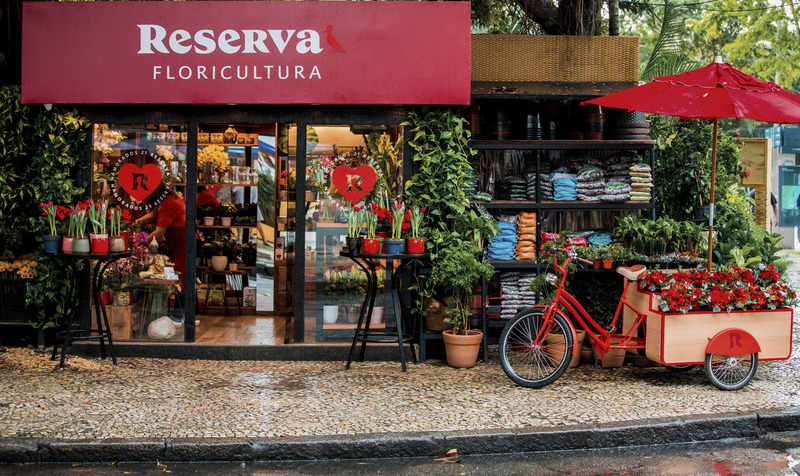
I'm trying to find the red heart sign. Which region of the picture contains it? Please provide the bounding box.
[331,165,377,205]
[119,163,163,202]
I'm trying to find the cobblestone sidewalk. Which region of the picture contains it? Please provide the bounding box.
[1,255,799,440]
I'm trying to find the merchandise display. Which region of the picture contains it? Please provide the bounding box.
[629,163,653,201]
[600,180,631,202]
[487,220,517,260]
[515,212,537,260]
[576,166,606,201]
[586,231,613,247]
[495,176,528,201]
[527,173,554,200]
[551,169,578,201]
[498,271,537,319]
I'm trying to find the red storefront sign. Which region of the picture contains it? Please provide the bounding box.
[22,1,470,105]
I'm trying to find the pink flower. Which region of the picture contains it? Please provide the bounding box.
[744,169,752,178]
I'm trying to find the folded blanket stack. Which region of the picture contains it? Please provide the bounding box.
[629,163,653,201]
[487,221,517,260]
[576,166,606,201]
[515,212,537,260]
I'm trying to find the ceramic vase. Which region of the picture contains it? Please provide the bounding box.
[43,235,61,254]
[72,237,90,254]
[203,216,215,226]
[345,236,360,254]
[370,306,384,325]
[407,238,425,254]
[89,233,109,254]
[361,238,380,255]
[323,305,339,324]
[109,236,126,253]
[61,237,74,254]
[384,239,403,255]
[211,255,228,272]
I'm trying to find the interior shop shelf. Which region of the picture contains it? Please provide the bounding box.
[488,260,543,269]
[469,140,655,150]
[197,224,257,229]
[473,200,654,211]
[197,183,256,187]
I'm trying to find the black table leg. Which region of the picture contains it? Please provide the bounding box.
[96,258,118,365]
[53,263,76,367]
[394,259,417,365]
[91,260,107,360]
[358,260,379,362]
[346,257,373,370]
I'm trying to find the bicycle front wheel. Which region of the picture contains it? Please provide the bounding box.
[704,352,758,391]
[499,309,574,388]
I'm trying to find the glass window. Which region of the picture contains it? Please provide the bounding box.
[300,125,404,342]
[91,123,187,342]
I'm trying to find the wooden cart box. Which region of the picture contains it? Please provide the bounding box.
[626,284,793,365]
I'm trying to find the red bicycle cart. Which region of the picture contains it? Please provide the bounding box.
[498,249,794,390]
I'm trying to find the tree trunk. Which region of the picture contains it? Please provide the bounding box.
[609,0,620,36]
[560,0,604,35]
[513,0,565,35]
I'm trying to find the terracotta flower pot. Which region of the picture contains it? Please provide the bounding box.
[89,233,108,254]
[407,238,425,254]
[361,238,380,254]
[569,330,586,368]
[592,260,602,269]
[442,329,483,368]
[602,260,614,269]
[593,340,626,368]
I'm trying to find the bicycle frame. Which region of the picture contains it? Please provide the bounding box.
[538,250,648,355]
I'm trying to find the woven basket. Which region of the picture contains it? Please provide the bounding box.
[472,35,639,83]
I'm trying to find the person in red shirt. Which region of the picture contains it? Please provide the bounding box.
[146,190,187,288]
[197,186,220,208]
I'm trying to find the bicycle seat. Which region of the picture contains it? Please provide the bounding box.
[616,264,647,281]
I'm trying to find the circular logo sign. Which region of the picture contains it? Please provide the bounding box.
[109,149,174,211]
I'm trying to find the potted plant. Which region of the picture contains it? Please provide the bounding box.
[361,208,380,254]
[241,241,257,267]
[346,205,364,253]
[217,202,237,227]
[384,201,405,255]
[370,203,392,251]
[39,201,61,253]
[202,231,237,271]
[88,198,109,254]
[323,269,344,324]
[108,206,126,252]
[407,206,426,254]
[577,246,601,269]
[199,204,217,226]
[429,240,494,368]
[71,207,90,253]
[235,203,257,226]
[62,206,77,253]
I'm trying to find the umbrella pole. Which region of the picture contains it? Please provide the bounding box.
[707,118,718,269]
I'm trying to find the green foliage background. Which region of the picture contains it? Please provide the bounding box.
[0,85,89,329]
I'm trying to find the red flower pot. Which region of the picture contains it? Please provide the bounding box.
[119,231,131,251]
[407,238,425,254]
[361,238,380,255]
[90,233,109,254]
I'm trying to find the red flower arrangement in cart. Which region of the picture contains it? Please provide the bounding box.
[643,265,797,313]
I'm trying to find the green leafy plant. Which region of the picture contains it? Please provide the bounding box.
[202,231,240,260]
[427,240,494,335]
[216,202,238,218]
[390,202,404,240]
[87,199,107,235]
[364,209,377,239]
[347,206,364,238]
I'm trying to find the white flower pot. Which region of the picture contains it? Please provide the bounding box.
[323,305,339,324]
[210,255,228,272]
[203,216,215,226]
[220,217,232,227]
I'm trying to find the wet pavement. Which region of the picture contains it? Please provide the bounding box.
[1,253,800,462]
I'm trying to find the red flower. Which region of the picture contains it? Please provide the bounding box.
[420,206,426,213]
[744,169,752,178]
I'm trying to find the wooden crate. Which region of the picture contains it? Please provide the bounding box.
[625,284,793,364]
[109,305,133,340]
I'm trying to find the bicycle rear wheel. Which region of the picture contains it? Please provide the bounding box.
[499,309,573,388]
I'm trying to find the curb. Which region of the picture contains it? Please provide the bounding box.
[1,408,799,463]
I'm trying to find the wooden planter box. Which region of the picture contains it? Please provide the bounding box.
[471,35,639,95]
[625,284,793,365]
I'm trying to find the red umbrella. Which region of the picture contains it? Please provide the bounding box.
[582,61,800,267]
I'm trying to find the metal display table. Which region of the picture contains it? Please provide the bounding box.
[46,251,131,368]
[340,251,427,371]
